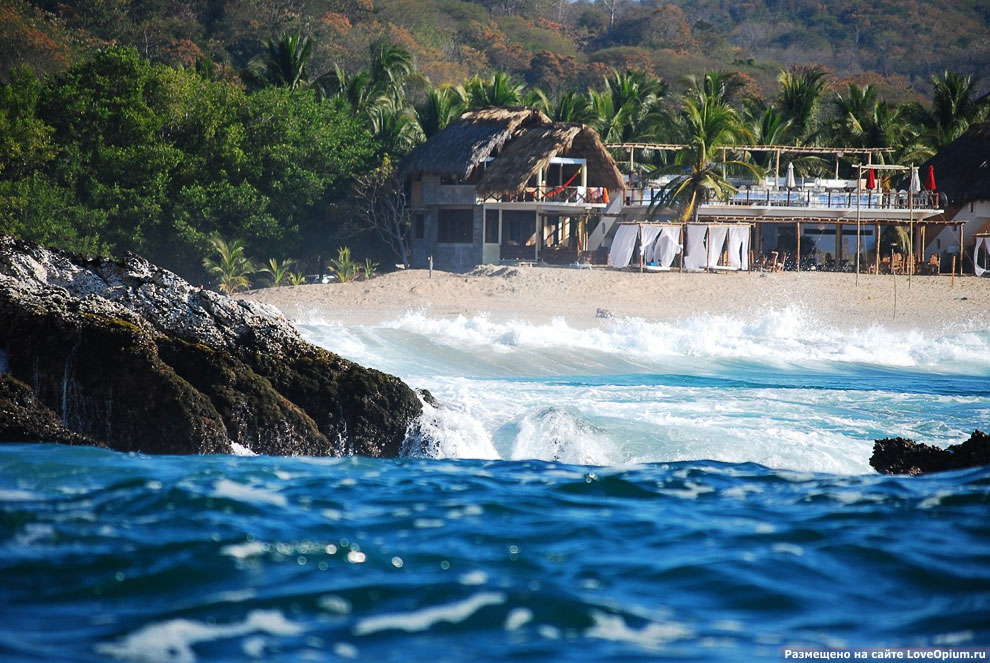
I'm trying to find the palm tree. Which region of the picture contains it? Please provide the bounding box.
[246,32,313,89]
[415,87,464,139]
[368,40,429,108]
[738,102,792,171]
[829,84,908,156]
[322,66,378,114]
[684,70,745,108]
[549,91,597,124]
[649,97,760,222]
[596,69,669,143]
[260,257,295,287]
[203,237,255,294]
[369,97,422,155]
[777,66,829,143]
[904,71,989,152]
[459,72,525,109]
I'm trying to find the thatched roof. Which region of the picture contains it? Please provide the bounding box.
[401,107,626,194]
[478,123,626,196]
[923,123,990,206]
[401,107,552,181]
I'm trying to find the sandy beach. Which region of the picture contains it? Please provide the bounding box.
[245,266,990,333]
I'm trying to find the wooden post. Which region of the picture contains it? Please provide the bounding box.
[855,163,861,285]
[639,223,644,273]
[875,223,881,275]
[959,223,964,279]
[796,221,801,272]
[951,255,956,288]
[921,225,926,265]
[706,225,711,273]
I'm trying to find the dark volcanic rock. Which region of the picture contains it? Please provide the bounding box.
[870,431,990,475]
[0,374,101,447]
[0,236,423,456]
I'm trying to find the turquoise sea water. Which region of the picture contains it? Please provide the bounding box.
[2,307,989,661]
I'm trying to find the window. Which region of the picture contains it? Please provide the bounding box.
[413,213,425,240]
[437,209,474,244]
[485,210,499,244]
[501,210,536,245]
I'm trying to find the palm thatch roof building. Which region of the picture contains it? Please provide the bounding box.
[922,123,990,273]
[400,107,625,271]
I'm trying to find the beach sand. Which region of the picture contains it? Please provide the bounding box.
[244,266,990,333]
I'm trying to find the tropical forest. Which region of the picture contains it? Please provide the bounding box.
[2,0,988,288]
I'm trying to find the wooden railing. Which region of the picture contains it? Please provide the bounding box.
[482,186,609,205]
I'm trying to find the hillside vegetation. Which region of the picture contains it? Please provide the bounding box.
[3,0,988,99]
[1,0,988,287]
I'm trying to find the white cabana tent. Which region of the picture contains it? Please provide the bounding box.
[608,224,683,269]
[975,233,990,277]
[682,223,752,272]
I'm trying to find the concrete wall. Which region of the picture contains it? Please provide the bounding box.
[409,206,487,272]
[925,200,990,272]
[421,177,478,206]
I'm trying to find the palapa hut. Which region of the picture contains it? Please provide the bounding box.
[921,123,990,273]
[401,107,625,271]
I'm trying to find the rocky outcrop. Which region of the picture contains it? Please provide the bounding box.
[870,431,990,475]
[0,374,101,447]
[0,236,423,456]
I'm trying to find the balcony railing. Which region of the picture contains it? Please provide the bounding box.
[714,188,944,211]
[626,186,943,211]
[482,186,608,205]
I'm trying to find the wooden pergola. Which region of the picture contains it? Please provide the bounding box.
[607,142,894,184]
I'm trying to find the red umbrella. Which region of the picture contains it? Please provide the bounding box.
[866,168,876,190]
[924,164,936,191]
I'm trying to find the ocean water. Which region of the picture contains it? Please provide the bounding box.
[2,307,990,662]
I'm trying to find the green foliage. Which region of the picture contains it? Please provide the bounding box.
[329,246,359,283]
[460,72,525,109]
[246,33,314,90]
[0,47,376,281]
[203,237,254,294]
[649,95,761,222]
[361,258,379,281]
[261,258,296,287]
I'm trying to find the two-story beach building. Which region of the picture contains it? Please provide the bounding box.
[399,107,626,271]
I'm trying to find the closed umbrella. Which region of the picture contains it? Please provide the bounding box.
[910,167,921,193]
[925,164,936,191]
[866,168,876,191]
[786,162,796,189]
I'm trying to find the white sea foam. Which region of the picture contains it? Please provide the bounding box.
[297,310,989,474]
[96,610,303,663]
[353,592,506,636]
[353,308,990,372]
[213,479,287,507]
[230,442,257,457]
[584,611,692,651]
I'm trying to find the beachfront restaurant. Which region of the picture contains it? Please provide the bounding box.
[609,144,961,275]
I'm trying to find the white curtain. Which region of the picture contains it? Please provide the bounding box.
[640,225,662,263]
[683,225,709,271]
[727,226,750,270]
[657,227,681,268]
[976,237,990,277]
[707,226,729,269]
[608,224,640,268]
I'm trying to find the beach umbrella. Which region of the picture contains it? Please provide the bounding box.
[910,167,921,193]
[786,162,796,189]
[866,168,876,191]
[924,164,936,191]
